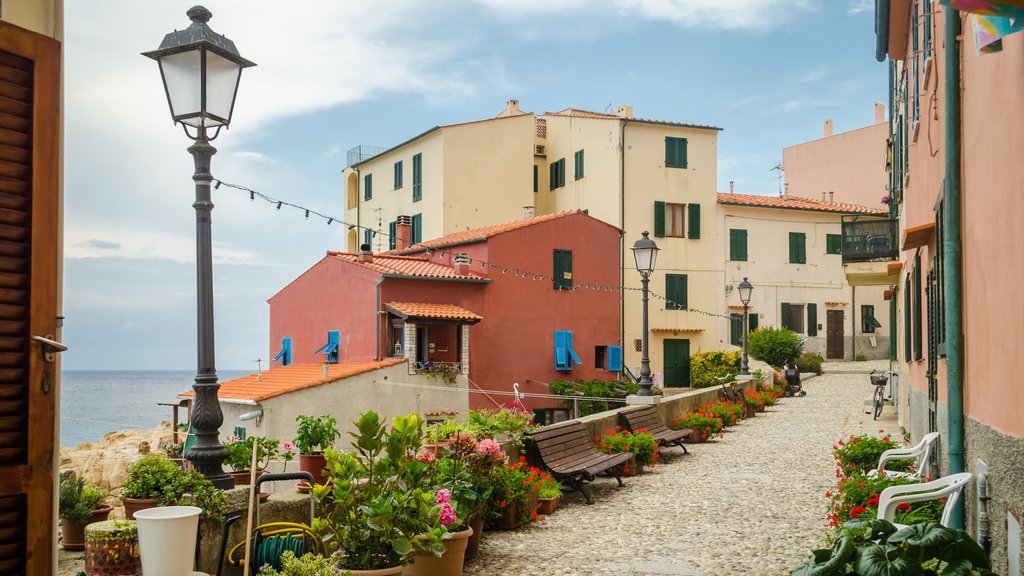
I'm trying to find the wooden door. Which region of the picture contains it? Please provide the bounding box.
[663,338,690,387]
[826,310,845,360]
[0,20,61,575]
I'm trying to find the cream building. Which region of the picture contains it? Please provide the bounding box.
[342,101,722,386]
[717,193,890,361]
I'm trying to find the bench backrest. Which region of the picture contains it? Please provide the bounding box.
[619,405,669,434]
[527,421,600,469]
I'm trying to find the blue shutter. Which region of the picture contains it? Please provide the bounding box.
[554,330,569,370]
[566,331,582,366]
[273,336,292,366]
[607,346,623,371]
[315,330,341,364]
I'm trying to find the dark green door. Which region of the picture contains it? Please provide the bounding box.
[663,339,690,387]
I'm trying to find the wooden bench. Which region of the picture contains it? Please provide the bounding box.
[617,405,691,454]
[526,420,631,504]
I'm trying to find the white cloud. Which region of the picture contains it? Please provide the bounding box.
[66,225,269,266]
[848,0,874,15]
[775,96,837,113]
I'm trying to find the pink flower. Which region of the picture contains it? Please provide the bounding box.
[439,502,457,527]
[282,442,296,453]
[414,451,436,464]
[435,489,451,504]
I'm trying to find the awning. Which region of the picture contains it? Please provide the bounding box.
[651,328,705,333]
[844,261,904,286]
[902,222,936,251]
[385,302,482,324]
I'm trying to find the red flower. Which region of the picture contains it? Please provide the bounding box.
[850,505,866,519]
[896,503,912,512]
[499,501,507,508]
[867,496,879,506]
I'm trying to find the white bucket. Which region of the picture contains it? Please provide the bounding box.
[134,505,202,576]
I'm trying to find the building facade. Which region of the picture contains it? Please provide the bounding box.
[342,101,723,385]
[717,193,890,361]
[877,1,1024,571]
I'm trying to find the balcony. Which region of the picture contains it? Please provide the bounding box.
[841,215,899,263]
[347,144,386,167]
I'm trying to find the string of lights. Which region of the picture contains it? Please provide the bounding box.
[214,178,735,320]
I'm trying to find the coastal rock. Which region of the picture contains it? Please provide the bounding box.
[59,422,176,499]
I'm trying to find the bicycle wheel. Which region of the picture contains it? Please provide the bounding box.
[873,386,884,420]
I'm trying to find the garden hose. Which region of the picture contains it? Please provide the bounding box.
[228,522,325,568]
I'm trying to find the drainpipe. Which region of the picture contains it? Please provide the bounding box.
[620,119,627,366]
[943,5,966,528]
[354,167,361,249]
[374,276,385,360]
[852,286,857,361]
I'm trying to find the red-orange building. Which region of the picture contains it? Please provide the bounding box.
[268,210,623,418]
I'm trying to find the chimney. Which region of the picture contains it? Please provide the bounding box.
[616,104,634,118]
[395,215,412,250]
[829,191,835,204]
[783,182,790,199]
[323,362,329,379]
[454,252,470,276]
[498,99,521,117]
[823,118,833,138]
[358,243,373,263]
[822,192,827,203]
[729,181,735,194]
[874,101,885,123]
[522,205,535,220]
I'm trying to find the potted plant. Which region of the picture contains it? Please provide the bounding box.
[257,550,350,575]
[223,435,295,485]
[832,433,910,478]
[742,389,765,415]
[466,406,538,447]
[294,414,341,490]
[536,473,562,515]
[120,454,227,522]
[595,427,659,475]
[484,457,542,531]
[313,411,447,575]
[423,419,475,454]
[672,411,723,443]
[84,520,141,576]
[59,471,113,550]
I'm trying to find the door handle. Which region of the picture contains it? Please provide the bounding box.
[32,335,68,361]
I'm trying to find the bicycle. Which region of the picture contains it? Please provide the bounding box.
[870,370,889,420]
[714,374,746,417]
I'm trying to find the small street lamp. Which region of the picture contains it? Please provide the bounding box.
[144,6,255,489]
[738,277,753,376]
[631,231,660,396]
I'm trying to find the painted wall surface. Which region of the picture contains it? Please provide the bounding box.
[719,204,889,360]
[268,256,381,364]
[543,115,624,227]
[2,0,63,40]
[783,122,888,208]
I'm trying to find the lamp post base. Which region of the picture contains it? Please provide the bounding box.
[626,394,661,405]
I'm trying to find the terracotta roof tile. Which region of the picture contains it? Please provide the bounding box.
[544,108,722,131]
[327,253,488,281]
[717,193,886,215]
[385,302,482,322]
[396,210,589,253]
[651,328,706,333]
[180,360,404,402]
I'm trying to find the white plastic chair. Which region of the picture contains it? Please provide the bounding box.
[876,471,973,529]
[867,432,939,481]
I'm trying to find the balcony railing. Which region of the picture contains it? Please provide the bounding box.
[842,216,899,263]
[347,144,386,167]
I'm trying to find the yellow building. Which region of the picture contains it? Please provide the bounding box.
[342,100,721,386]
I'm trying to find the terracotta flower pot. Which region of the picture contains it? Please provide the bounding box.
[684,431,707,444]
[230,468,265,486]
[298,452,328,492]
[537,495,561,515]
[60,505,114,550]
[402,526,474,576]
[121,497,160,520]
[84,519,141,576]
[744,404,757,418]
[464,513,484,560]
[611,455,642,476]
[350,567,404,576]
[494,501,524,530]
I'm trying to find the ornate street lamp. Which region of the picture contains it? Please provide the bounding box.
[144,6,255,489]
[631,231,660,396]
[738,277,753,376]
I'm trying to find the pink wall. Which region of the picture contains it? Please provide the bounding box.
[783,121,888,208]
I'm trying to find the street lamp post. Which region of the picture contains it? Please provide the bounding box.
[738,277,753,376]
[144,6,255,489]
[631,231,660,396]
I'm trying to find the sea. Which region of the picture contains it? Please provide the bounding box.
[60,370,251,448]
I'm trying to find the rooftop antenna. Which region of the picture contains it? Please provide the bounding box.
[253,358,262,381]
[770,162,784,195]
[603,102,614,114]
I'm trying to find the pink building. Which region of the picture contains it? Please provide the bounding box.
[877,1,1024,569]
[269,210,623,419]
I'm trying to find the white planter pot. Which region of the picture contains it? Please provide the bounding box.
[134,505,202,576]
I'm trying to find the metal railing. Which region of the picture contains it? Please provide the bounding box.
[347,144,386,167]
[842,216,899,263]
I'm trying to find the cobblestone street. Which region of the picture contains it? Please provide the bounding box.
[465,368,891,576]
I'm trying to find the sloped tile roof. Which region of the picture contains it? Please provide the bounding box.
[385,302,482,322]
[717,193,886,215]
[327,252,487,281]
[397,210,590,253]
[180,360,404,402]
[545,108,722,131]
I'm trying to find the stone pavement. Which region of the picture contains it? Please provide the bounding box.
[464,370,891,576]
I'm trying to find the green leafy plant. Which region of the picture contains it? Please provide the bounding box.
[671,410,723,440]
[416,362,461,385]
[791,519,996,575]
[701,401,743,427]
[313,411,446,570]
[833,434,912,478]
[294,414,341,455]
[120,454,227,522]
[547,379,639,416]
[466,406,539,438]
[595,427,660,467]
[795,352,824,375]
[688,351,740,388]
[424,418,475,443]
[742,388,766,410]
[223,435,295,472]
[483,456,543,527]
[748,327,802,367]
[257,550,350,576]
[59,471,108,523]
[824,472,944,529]
[855,354,868,362]
[537,474,562,500]
[423,433,506,522]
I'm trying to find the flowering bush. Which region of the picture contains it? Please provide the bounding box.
[223,436,295,472]
[671,410,723,439]
[742,389,766,410]
[537,473,562,500]
[832,433,911,478]
[825,472,944,530]
[484,457,542,527]
[424,431,507,523]
[595,427,659,467]
[702,401,743,426]
[688,351,741,389]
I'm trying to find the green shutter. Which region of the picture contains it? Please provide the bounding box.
[730,229,748,261]
[364,173,372,201]
[533,165,538,193]
[558,158,565,187]
[574,149,584,180]
[553,249,572,290]
[807,303,818,336]
[412,153,422,202]
[665,137,688,168]
[666,274,687,310]
[389,221,396,250]
[799,235,807,263]
[687,203,700,239]
[789,232,806,264]
[748,312,759,332]
[913,254,922,360]
[904,279,912,360]
[394,161,402,189]
[549,162,557,190]
[781,302,792,330]
[412,213,422,244]
[663,339,691,387]
[653,201,665,238]
[826,233,842,254]
[730,314,742,346]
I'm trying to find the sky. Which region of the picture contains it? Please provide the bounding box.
[62,0,885,371]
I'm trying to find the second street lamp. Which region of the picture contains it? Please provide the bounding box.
[143,6,255,489]
[738,277,753,376]
[631,231,660,396]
